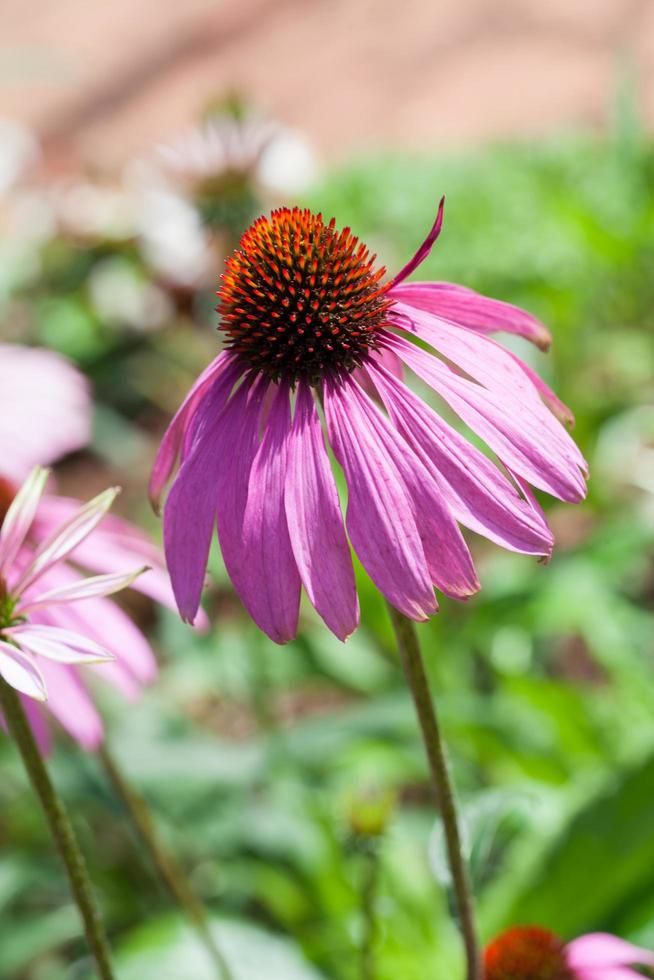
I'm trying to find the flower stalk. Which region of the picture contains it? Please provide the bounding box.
[97,744,233,980]
[0,678,115,979]
[386,604,481,980]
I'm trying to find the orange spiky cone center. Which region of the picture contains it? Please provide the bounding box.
[484,927,575,980]
[217,207,391,385]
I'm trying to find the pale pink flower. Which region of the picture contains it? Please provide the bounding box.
[152,202,587,643]
[0,343,90,483]
[484,925,654,979]
[0,468,145,711]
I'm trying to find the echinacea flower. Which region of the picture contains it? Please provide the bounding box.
[152,201,587,643]
[484,925,654,979]
[0,467,146,708]
[0,343,90,483]
[0,345,183,751]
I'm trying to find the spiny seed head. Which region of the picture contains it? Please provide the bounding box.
[484,927,574,980]
[217,207,391,385]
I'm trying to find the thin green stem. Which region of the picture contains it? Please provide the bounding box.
[0,679,114,979]
[386,604,481,980]
[97,745,233,980]
[359,842,379,980]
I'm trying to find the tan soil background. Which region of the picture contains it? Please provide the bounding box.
[1,0,653,169]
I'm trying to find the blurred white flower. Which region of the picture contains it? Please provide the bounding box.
[88,257,172,331]
[0,118,39,197]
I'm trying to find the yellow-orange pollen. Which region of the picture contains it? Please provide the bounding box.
[217,207,391,385]
[484,927,575,980]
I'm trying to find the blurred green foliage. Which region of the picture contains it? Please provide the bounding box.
[1,122,654,979]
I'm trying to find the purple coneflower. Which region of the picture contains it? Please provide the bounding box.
[152,201,587,643]
[0,467,146,712]
[484,925,654,979]
[0,343,183,751]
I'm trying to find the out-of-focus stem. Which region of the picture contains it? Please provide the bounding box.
[0,679,114,979]
[98,744,233,980]
[360,842,380,980]
[386,604,481,980]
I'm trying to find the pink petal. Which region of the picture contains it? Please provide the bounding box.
[215,379,266,598]
[5,624,114,664]
[36,660,104,750]
[324,376,436,620]
[390,197,445,288]
[16,486,120,593]
[148,351,234,512]
[285,383,359,641]
[240,384,301,643]
[368,356,553,556]
[19,567,147,614]
[567,933,654,970]
[386,332,587,502]
[347,375,480,600]
[389,281,552,350]
[507,351,575,426]
[0,467,49,577]
[0,344,90,483]
[574,968,650,980]
[0,640,47,701]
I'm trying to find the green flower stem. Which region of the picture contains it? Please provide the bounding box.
[360,842,380,980]
[0,678,114,979]
[386,604,481,980]
[97,744,234,980]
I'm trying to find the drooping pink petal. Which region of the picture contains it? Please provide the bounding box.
[390,197,445,288]
[240,384,301,643]
[506,351,575,425]
[19,567,147,614]
[385,332,587,502]
[34,495,178,611]
[0,344,90,483]
[0,640,47,700]
[36,659,104,750]
[215,379,266,597]
[285,383,359,641]
[0,467,49,577]
[148,350,234,512]
[368,357,553,556]
[567,934,654,971]
[343,376,479,600]
[324,376,437,620]
[389,281,552,350]
[15,487,120,594]
[5,623,114,664]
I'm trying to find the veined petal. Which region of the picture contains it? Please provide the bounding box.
[389,281,552,350]
[0,467,49,577]
[0,640,47,701]
[240,384,301,644]
[285,383,359,640]
[18,567,148,614]
[15,487,120,594]
[5,624,114,664]
[36,660,104,750]
[386,332,587,502]
[148,351,235,512]
[368,356,553,556]
[324,376,436,620]
[347,376,479,600]
[215,379,266,598]
[390,197,445,288]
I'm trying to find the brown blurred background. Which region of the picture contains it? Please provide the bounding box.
[2,0,653,171]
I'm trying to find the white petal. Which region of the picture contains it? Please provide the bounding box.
[5,624,115,664]
[0,467,49,577]
[0,640,47,701]
[15,487,120,593]
[18,566,149,613]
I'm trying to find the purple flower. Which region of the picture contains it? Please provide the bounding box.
[152,202,587,643]
[484,925,654,979]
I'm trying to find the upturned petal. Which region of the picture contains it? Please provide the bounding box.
[0,640,47,701]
